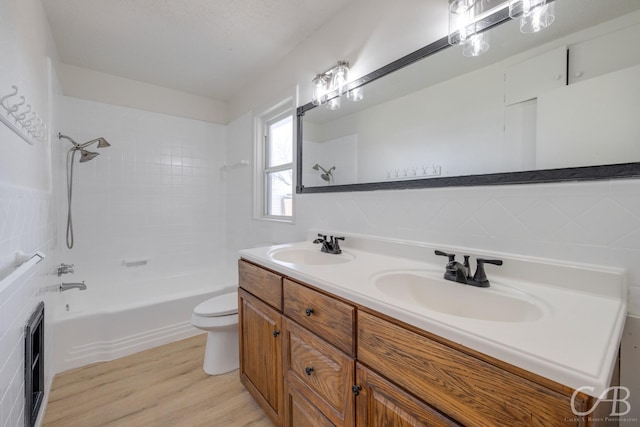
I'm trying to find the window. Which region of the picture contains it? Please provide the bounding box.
[256,103,294,220]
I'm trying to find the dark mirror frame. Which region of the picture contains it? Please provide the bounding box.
[296,4,640,194]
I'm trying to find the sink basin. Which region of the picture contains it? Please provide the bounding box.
[373,271,546,322]
[269,248,354,265]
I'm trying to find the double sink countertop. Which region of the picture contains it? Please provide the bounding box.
[239,231,628,397]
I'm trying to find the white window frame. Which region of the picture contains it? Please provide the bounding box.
[254,97,295,222]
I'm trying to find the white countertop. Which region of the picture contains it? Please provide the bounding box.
[239,231,627,397]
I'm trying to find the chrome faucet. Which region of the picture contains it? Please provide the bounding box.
[313,234,345,254]
[56,263,74,277]
[60,281,87,292]
[435,250,503,287]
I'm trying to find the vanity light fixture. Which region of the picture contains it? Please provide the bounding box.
[448,0,490,57]
[509,0,555,33]
[448,0,555,57]
[311,61,363,109]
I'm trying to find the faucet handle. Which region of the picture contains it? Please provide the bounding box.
[57,263,75,276]
[477,258,503,265]
[435,250,456,263]
[472,258,503,285]
[313,233,327,244]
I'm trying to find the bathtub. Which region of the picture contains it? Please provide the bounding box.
[53,270,236,373]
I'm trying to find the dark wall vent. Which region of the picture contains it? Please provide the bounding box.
[25,301,44,427]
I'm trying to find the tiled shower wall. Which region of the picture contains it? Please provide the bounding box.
[56,97,229,287]
[0,186,56,427]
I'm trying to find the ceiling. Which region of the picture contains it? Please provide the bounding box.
[41,0,355,101]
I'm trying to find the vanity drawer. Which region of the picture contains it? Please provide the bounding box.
[284,319,354,426]
[283,279,355,356]
[357,311,584,427]
[239,259,282,310]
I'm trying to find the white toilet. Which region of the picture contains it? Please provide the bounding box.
[191,291,239,375]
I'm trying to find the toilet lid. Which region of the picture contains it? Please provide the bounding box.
[194,291,238,317]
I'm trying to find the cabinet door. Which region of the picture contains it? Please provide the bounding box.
[285,381,337,427]
[354,364,461,427]
[568,23,640,84]
[239,289,283,425]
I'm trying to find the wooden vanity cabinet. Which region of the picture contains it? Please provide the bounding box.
[239,260,601,427]
[238,260,284,426]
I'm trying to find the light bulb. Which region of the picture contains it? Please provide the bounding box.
[331,62,349,96]
[449,0,475,14]
[509,0,555,33]
[462,32,489,57]
[326,97,341,110]
[311,74,328,106]
[348,87,363,102]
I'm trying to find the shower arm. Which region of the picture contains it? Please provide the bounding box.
[78,138,105,149]
[58,133,80,148]
[58,133,105,149]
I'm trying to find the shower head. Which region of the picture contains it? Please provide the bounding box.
[95,138,111,148]
[79,149,99,163]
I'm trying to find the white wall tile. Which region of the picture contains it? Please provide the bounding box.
[0,186,56,427]
[56,97,229,287]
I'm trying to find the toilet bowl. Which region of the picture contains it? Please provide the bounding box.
[191,291,239,375]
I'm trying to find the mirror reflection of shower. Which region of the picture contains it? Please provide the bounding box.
[312,164,335,185]
[58,133,111,249]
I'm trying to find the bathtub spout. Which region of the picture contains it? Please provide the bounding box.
[60,281,87,292]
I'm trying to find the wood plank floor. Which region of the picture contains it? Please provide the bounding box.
[43,334,273,427]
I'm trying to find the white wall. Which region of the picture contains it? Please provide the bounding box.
[0,0,57,191]
[226,0,640,406]
[228,0,448,121]
[55,97,229,288]
[57,64,228,125]
[0,1,60,426]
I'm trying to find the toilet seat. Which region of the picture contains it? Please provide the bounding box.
[194,291,238,317]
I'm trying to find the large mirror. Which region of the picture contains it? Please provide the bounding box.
[297,0,640,193]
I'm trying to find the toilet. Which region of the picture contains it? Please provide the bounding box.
[191,291,239,375]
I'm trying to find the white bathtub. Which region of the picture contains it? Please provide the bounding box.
[53,270,236,373]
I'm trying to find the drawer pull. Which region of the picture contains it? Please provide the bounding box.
[305,308,314,316]
[305,367,314,376]
[352,384,362,396]
[272,329,280,337]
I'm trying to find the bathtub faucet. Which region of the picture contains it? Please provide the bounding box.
[60,281,87,292]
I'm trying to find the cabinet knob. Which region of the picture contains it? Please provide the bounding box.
[272,330,280,337]
[305,308,314,317]
[352,384,362,396]
[305,367,314,376]
[574,71,584,78]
